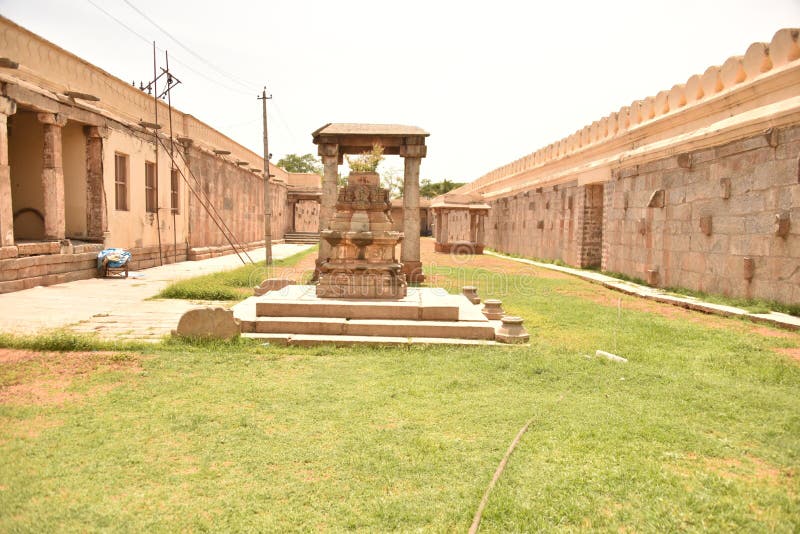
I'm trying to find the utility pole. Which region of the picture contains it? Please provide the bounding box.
[258,87,273,265]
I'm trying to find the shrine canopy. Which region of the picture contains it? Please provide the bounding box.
[312,123,429,161]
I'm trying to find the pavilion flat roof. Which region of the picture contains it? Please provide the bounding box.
[313,123,429,137]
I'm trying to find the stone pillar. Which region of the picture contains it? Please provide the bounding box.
[400,143,426,283]
[440,209,449,246]
[469,211,478,243]
[85,125,108,241]
[316,143,339,275]
[37,112,68,241]
[476,211,486,248]
[0,97,16,248]
[576,183,604,268]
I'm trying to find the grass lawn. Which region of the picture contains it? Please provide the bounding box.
[1,259,799,531]
[155,246,318,301]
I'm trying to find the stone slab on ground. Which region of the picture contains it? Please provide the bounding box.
[174,306,240,340]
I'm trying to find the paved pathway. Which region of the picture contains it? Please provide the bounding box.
[0,244,311,339]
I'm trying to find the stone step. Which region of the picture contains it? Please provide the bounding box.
[243,332,501,347]
[284,232,320,244]
[241,316,498,340]
[251,285,467,321]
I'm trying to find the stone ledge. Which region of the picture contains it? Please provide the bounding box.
[485,250,800,332]
[242,333,503,347]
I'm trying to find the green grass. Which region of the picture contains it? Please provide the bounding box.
[0,330,152,353]
[487,248,800,317]
[1,261,799,531]
[156,245,317,301]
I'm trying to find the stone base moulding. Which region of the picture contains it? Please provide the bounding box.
[495,316,530,344]
[482,299,504,320]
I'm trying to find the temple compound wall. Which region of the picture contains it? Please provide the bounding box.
[442,28,800,305]
[0,16,296,292]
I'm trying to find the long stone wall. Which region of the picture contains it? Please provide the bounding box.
[185,146,289,250]
[603,125,799,302]
[442,28,800,304]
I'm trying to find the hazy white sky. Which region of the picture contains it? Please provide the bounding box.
[1,0,798,182]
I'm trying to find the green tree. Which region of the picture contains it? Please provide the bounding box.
[276,153,323,175]
[419,179,465,198]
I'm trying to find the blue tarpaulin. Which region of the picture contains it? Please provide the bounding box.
[97,248,132,272]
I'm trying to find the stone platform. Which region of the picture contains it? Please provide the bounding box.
[232,285,510,345]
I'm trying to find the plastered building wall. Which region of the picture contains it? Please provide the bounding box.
[62,121,87,238]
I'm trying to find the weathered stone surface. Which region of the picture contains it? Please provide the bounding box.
[174,306,240,339]
[482,299,504,320]
[495,316,529,344]
[462,286,480,304]
[317,172,407,299]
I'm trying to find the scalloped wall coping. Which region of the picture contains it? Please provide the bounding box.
[453,28,800,199]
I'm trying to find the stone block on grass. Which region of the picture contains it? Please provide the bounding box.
[174,306,240,340]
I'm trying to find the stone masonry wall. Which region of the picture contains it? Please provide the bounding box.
[185,147,288,250]
[602,125,800,303]
[484,181,581,265]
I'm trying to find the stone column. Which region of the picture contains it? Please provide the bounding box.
[0,97,17,249]
[85,125,108,241]
[438,208,449,252]
[469,211,477,243]
[399,143,426,283]
[476,211,486,248]
[37,112,68,241]
[315,143,339,275]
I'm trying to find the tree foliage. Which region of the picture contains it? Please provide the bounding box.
[346,144,384,173]
[380,167,404,199]
[419,179,465,198]
[276,153,323,175]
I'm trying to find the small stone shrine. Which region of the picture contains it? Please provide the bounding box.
[317,172,407,298]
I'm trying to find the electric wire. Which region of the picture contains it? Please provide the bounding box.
[85,0,254,96]
[120,0,259,92]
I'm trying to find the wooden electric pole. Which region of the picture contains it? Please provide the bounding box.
[258,87,273,265]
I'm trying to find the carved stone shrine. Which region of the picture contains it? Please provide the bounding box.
[316,172,407,299]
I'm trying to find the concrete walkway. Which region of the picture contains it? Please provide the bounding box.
[0,244,312,339]
[484,250,800,332]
